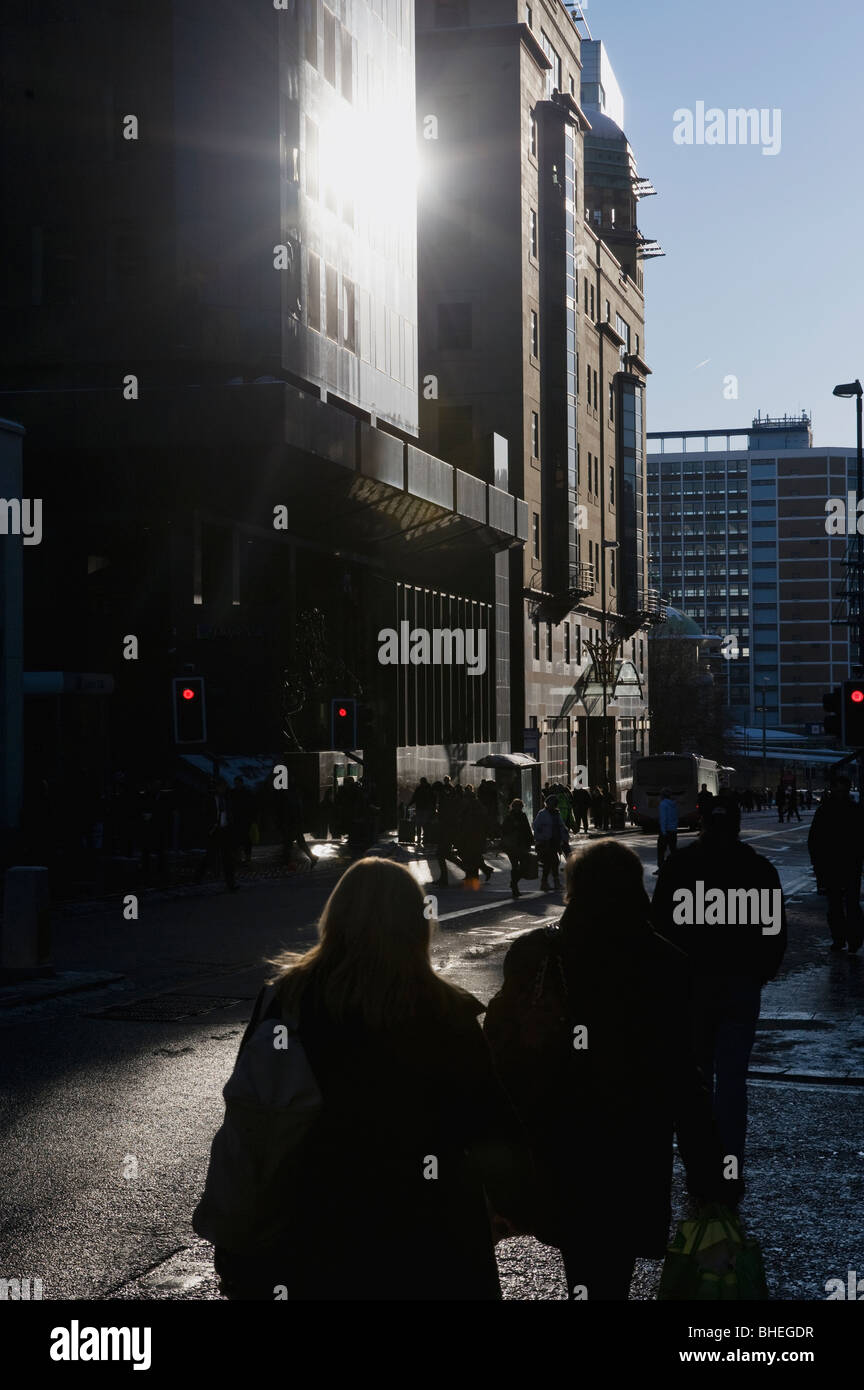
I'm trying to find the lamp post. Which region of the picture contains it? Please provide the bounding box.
[755,676,773,795]
[832,379,864,668]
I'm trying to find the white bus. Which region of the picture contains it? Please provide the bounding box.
[629,753,726,831]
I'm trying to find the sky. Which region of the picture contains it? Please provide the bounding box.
[580,0,864,447]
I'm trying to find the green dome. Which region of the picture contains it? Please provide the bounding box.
[651,605,705,640]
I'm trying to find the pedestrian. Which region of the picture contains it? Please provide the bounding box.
[477,778,500,835]
[457,786,493,886]
[589,785,603,830]
[408,777,436,848]
[317,787,337,840]
[484,840,725,1300]
[652,797,787,1181]
[571,783,592,835]
[501,798,534,899]
[532,796,569,891]
[196,777,238,891]
[807,774,864,953]
[431,780,462,887]
[207,858,532,1299]
[775,782,786,824]
[654,787,678,873]
[696,782,714,827]
[230,776,255,865]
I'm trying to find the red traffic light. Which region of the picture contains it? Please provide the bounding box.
[182,687,196,701]
[338,706,347,717]
[852,689,864,704]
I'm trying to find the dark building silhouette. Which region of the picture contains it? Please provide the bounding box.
[0,0,525,849]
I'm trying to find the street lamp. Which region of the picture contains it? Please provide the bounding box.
[832,379,863,668]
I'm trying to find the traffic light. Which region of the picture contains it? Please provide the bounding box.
[822,688,842,741]
[172,676,207,744]
[844,679,864,746]
[330,697,357,748]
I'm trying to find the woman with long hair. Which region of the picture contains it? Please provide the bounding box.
[484,840,725,1300]
[214,857,530,1300]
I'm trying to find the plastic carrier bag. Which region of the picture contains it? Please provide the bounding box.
[658,1204,769,1301]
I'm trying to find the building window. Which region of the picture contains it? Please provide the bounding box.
[533,620,540,660]
[575,625,582,664]
[531,411,539,458]
[590,284,595,318]
[609,465,615,503]
[564,623,571,663]
[438,404,473,457]
[594,456,599,493]
[569,74,575,95]
[609,384,615,421]
[605,298,611,322]
[586,362,591,402]
[592,369,598,410]
[610,550,616,587]
[526,3,532,25]
[438,302,472,349]
[342,277,356,352]
[304,118,319,200]
[532,512,540,560]
[307,251,321,332]
[323,6,337,85]
[530,112,537,158]
[304,0,318,65]
[584,279,588,313]
[340,28,353,101]
[325,263,339,340]
[546,623,553,661]
[529,208,538,259]
[434,0,468,24]
[530,309,539,359]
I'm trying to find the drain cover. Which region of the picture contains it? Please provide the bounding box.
[87,993,246,1022]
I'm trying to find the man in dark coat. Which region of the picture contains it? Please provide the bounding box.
[500,798,534,899]
[485,840,724,1300]
[652,796,787,1179]
[477,778,500,834]
[571,784,592,835]
[457,787,493,884]
[408,777,436,848]
[808,774,864,952]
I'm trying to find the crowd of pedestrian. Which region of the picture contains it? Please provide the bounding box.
[194,766,864,1300]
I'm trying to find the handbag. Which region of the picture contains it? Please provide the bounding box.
[658,1204,769,1301]
[192,984,323,1256]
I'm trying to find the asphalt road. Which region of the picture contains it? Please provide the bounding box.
[1,812,862,1301]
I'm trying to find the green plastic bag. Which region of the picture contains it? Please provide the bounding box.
[659,1204,769,1301]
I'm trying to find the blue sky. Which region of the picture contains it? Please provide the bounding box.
[584,0,862,446]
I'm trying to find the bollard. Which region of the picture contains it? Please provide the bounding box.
[1,866,51,974]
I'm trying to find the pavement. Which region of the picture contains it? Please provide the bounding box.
[1,809,863,1301]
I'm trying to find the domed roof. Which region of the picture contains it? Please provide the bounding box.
[583,108,627,143]
[651,605,706,640]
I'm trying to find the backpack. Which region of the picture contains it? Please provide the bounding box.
[192,983,323,1256]
[483,926,572,1111]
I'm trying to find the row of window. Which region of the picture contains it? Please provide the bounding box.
[305,1,354,101]
[306,252,416,388]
